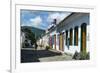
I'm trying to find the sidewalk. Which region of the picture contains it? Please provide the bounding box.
[39,52,73,62]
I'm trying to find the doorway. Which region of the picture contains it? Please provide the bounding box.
[54,34,56,50]
[81,23,87,53]
[59,33,64,51]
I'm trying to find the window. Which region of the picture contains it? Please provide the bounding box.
[74,27,78,46]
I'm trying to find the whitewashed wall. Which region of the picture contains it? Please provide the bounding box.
[56,13,90,54]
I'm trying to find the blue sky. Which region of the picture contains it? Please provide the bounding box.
[21,9,71,30]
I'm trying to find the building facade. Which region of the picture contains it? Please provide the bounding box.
[40,13,90,55]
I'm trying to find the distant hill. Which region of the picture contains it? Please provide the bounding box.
[21,26,45,40]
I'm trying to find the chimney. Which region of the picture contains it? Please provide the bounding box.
[52,19,57,25]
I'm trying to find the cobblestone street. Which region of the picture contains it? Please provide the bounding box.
[21,47,73,63]
[39,52,73,62]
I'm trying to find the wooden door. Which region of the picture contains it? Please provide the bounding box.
[59,33,64,51]
[81,23,87,52]
[54,35,56,50]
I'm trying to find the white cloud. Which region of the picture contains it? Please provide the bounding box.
[30,16,42,27]
[47,13,59,23]
[47,12,71,24]
[21,23,32,26]
[21,16,42,28]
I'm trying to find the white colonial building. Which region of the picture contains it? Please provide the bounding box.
[39,12,90,55]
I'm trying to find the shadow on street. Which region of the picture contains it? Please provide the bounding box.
[21,49,62,63]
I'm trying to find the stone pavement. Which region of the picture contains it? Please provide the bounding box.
[21,47,73,63]
[39,52,73,62]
